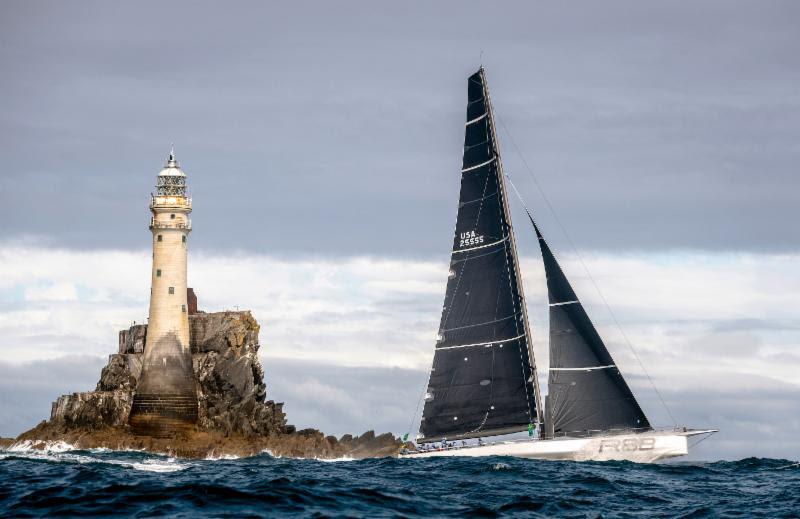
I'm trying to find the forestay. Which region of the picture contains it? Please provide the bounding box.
[419,68,541,443]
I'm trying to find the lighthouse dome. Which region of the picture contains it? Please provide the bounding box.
[155,145,188,196]
[158,146,186,177]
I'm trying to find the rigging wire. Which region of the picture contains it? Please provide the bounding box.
[497,115,678,427]
[688,431,714,451]
[405,375,428,442]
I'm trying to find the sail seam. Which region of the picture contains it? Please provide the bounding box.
[461,157,496,173]
[453,236,508,254]
[549,300,579,307]
[437,333,526,350]
[460,190,498,206]
[549,365,616,371]
[440,312,519,333]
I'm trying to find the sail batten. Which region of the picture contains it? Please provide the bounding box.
[419,68,541,443]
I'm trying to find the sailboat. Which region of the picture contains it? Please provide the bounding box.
[400,68,715,462]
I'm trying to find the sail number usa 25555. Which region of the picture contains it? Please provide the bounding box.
[459,231,484,248]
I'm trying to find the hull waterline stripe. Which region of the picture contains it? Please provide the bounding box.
[549,300,579,307]
[549,365,616,371]
[437,333,526,350]
[453,236,508,254]
[461,157,496,173]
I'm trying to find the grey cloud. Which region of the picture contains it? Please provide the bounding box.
[0,356,105,438]
[1,1,799,256]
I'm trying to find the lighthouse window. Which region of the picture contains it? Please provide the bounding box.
[157,235,163,242]
[156,269,161,277]
[182,236,186,243]
[170,214,175,219]
[168,287,174,294]
[182,305,186,313]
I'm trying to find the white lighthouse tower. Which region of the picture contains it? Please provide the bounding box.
[130,147,198,436]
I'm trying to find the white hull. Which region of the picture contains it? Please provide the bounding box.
[400,429,716,463]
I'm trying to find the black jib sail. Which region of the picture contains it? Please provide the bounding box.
[529,217,651,438]
[419,68,542,443]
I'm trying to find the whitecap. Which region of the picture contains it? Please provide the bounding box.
[7,440,78,453]
[129,458,188,473]
[258,449,356,462]
[314,456,356,463]
[204,453,241,461]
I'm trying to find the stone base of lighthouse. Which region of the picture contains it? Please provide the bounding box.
[129,333,198,437]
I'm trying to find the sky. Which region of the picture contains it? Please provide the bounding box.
[1,1,799,461]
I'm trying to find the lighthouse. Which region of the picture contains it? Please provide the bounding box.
[129,147,198,437]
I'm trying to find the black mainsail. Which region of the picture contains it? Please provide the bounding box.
[419,68,543,442]
[530,217,651,438]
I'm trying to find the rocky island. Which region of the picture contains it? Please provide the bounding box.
[7,150,403,460]
[12,310,402,459]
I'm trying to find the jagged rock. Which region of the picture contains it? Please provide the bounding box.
[51,311,286,437]
[50,390,133,428]
[191,311,282,437]
[25,310,403,459]
[118,324,147,354]
[97,354,142,391]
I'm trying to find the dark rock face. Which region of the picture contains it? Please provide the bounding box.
[32,310,403,459]
[118,324,146,354]
[53,311,287,437]
[96,354,142,392]
[51,390,133,429]
[191,311,286,437]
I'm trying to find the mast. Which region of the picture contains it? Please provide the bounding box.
[418,68,542,443]
[480,68,544,431]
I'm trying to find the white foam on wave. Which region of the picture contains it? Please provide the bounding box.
[257,449,356,462]
[314,456,356,463]
[2,440,188,472]
[129,458,188,473]
[204,453,241,461]
[7,440,78,453]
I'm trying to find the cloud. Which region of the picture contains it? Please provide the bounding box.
[1,1,799,254]
[0,244,799,458]
[2,244,800,379]
[24,282,79,302]
[0,355,105,438]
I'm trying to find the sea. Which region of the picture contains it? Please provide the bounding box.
[1,443,798,517]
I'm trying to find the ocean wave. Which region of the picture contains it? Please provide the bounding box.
[1,454,798,517]
[0,443,189,473]
[258,449,356,462]
[128,458,188,473]
[313,456,356,462]
[204,452,241,461]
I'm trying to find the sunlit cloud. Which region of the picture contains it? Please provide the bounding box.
[1,243,799,388]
